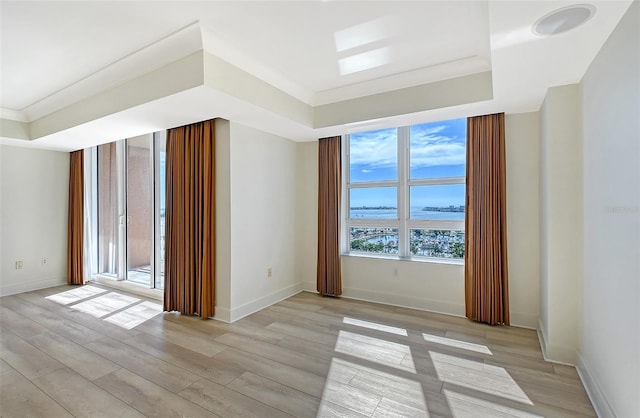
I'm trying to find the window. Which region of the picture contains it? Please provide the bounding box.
[345,118,466,260]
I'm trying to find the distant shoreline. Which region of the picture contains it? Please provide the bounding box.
[349,206,396,210]
[350,206,465,213]
[421,205,465,213]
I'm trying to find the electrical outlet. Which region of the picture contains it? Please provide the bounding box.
[267,267,272,278]
[42,257,48,265]
[15,260,23,269]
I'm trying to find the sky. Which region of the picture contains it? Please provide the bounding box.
[349,118,466,208]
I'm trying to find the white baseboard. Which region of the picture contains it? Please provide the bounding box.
[305,281,536,330]
[341,286,465,317]
[537,317,576,365]
[213,307,231,323]
[510,311,538,329]
[306,284,465,318]
[229,282,303,323]
[537,317,549,358]
[0,277,66,297]
[576,352,617,418]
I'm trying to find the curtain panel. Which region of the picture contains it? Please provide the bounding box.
[465,113,510,325]
[164,119,216,318]
[317,136,343,296]
[67,150,84,285]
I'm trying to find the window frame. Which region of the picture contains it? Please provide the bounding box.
[343,124,465,261]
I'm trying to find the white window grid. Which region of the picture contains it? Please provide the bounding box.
[343,126,465,259]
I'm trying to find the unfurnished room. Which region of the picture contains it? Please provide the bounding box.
[0,1,638,417]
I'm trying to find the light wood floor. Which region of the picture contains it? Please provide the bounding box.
[0,284,595,418]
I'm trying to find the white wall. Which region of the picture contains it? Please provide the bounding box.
[214,119,232,321]
[579,2,639,416]
[0,145,69,296]
[505,112,540,328]
[299,114,541,328]
[341,256,466,316]
[295,142,318,290]
[538,84,583,364]
[227,122,302,321]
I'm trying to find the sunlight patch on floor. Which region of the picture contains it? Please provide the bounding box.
[431,351,533,405]
[443,388,542,418]
[46,285,162,329]
[343,316,408,336]
[70,292,140,318]
[423,333,493,355]
[45,285,106,305]
[335,330,416,373]
[104,300,163,329]
[318,357,429,417]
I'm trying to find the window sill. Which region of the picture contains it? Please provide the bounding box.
[341,253,464,266]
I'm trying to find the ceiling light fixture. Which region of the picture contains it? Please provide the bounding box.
[533,4,595,36]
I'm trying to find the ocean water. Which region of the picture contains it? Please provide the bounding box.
[350,207,465,220]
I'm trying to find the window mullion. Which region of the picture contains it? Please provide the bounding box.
[409,176,466,186]
[116,140,126,281]
[342,134,350,254]
[349,181,398,189]
[398,126,409,258]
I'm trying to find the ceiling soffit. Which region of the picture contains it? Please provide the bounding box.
[0,21,494,150]
[1,1,633,151]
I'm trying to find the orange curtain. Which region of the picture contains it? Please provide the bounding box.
[465,113,509,325]
[67,150,84,285]
[317,136,342,296]
[164,119,216,318]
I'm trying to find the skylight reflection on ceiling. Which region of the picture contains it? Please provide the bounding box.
[339,47,390,75]
[343,317,408,336]
[334,17,392,52]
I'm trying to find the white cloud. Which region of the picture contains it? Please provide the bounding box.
[350,129,397,167]
[413,124,448,136]
[410,142,466,167]
[350,126,465,168]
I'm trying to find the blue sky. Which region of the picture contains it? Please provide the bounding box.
[349,118,466,208]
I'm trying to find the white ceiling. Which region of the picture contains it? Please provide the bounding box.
[0,0,633,151]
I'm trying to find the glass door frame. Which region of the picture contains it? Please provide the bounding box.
[90,133,164,291]
[116,139,127,281]
[153,131,166,290]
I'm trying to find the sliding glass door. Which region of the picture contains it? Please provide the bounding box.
[96,132,165,290]
[126,135,153,286]
[97,141,121,278]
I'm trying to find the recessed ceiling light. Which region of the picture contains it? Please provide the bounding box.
[533,4,595,36]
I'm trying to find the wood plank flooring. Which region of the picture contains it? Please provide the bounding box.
[0,284,595,418]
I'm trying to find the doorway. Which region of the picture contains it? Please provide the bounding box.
[95,132,165,290]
